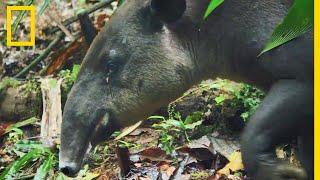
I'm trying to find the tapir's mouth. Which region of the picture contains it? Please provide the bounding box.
[59,142,92,177]
[59,112,111,177]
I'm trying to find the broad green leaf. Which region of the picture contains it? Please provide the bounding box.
[15,140,48,152]
[184,112,203,124]
[203,0,224,20]
[4,117,38,135]
[166,119,185,129]
[259,0,313,55]
[0,149,42,179]
[34,154,55,180]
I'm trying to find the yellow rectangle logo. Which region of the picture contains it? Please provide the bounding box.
[6,6,36,47]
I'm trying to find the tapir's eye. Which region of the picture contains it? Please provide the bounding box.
[107,49,123,68]
[106,49,125,78]
[109,49,118,59]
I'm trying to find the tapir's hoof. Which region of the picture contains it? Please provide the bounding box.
[256,163,308,180]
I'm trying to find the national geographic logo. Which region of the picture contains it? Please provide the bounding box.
[7,5,36,46]
[1,1,36,47]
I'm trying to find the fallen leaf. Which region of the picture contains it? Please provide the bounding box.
[83,172,100,180]
[218,151,244,176]
[207,134,240,159]
[139,147,172,163]
[115,121,143,140]
[159,164,176,180]
[139,177,151,180]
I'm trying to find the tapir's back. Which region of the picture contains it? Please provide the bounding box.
[184,0,313,88]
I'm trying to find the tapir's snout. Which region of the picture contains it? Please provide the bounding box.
[58,77,109,177]
[59,161,80,177]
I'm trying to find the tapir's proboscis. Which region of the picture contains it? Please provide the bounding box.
[59,0,313,179]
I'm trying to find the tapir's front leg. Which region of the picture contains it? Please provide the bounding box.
[241,80,313,180]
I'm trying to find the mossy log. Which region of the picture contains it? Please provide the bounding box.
[0,84,42,121]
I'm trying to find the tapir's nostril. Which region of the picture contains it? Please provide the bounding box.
[59,165,78,177]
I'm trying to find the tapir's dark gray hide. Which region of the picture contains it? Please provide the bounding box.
[59,0,313,178]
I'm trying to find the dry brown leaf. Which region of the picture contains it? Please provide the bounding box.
[115,121,143,140]
[218,151,244,176]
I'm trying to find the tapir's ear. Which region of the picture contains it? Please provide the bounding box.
[150,0,186,23]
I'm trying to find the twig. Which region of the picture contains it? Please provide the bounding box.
[47,13,75,41]
[45,0,114,35]
[78,12,97,45]
[13,174,35,180]
[14,32,64,78]
[116,146,131,177]
[39,33,82,76]
[169,155,190,180]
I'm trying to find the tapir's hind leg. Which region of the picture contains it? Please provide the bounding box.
[241,80,313,180]
[298,119,314,180]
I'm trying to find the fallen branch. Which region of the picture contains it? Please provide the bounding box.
[0,82,42,121]
[40,78,63,148]
[45,0,114,35]
[0,117,39,137]
[47,13,74,41]
[14,32,64,78]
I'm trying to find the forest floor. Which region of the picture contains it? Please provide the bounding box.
[0,0,300,179]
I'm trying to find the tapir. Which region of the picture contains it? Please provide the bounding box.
[59,0,314,179]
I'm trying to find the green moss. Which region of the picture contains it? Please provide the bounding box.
[0,77,21,101]
[59,65,80,106]
[190,171,210,179]
[231,84,265,121]
[23,79,40,94]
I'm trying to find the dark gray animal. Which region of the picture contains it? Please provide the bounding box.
[59,0,314,179]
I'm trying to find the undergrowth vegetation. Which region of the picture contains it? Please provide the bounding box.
[145,80,265,155]
[148,108,204,154]
[0,79,264,178]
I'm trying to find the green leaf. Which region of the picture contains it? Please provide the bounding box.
[259,0,313,55]
[0,149,42,179]
[83,172,100,180]
[184,112,203,124]
[56,173,66,180]
[34,154,55,180]
[71,64,81,81]
[185,120,203,129]
[148,116,166,121]
[203,0,224,20]
[10,0,34,37]
[118,0,126,6]
[48,78,58,88]
[166,119,185,129]
[215,95,226,105]
[38,0,51,15]
[15,140,48,152]
[4,117,38,135]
